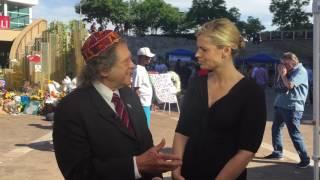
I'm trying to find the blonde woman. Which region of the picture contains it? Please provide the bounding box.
[172,18,267,180]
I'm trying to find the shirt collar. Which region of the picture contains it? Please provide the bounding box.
[92,81,119,103]
[293,63,302,70]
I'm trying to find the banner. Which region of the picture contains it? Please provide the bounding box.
[149,73,178,104]
[0,16,10,29]
[27,54,41,63]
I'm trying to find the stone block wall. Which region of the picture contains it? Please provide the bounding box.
[125,36,196,62]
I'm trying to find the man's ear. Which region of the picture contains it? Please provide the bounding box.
[100,69,109,78]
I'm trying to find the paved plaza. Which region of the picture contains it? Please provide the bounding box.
[0,88,317,180]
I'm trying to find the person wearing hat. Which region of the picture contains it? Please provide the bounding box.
[53,30,181,180]
[132,47,155,128]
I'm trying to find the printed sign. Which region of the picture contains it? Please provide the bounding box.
[149,73,178,104]
[35,65,42,72]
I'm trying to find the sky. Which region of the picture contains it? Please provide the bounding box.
[33,0,313,31]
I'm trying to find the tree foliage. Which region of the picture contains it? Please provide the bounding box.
[269,0,312,30]
[129,0,167,35]
[74,0,269,36]
[187,0,229,26]
[76,0,184,35]
[244,16,265,34]
[75,0,129,28]
[159,4,185,34]
[227,7,241,23]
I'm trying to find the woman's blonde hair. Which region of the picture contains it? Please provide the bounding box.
[196,18,245,56]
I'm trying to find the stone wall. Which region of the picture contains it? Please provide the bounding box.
[125,36,196,62]
[124,35,313,64]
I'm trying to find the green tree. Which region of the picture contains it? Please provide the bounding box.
[187,0,229,27]
[227,7,241,23]
[226,7,246,33]
[75,0,129,29]
[244,16,265,35]
[142,0,167,34]
[269,0,312,30]
[129,0,184,35]
[75,0,110,26]
[129,0,151,35]
[159,4,184,34]
[109,0,130,29]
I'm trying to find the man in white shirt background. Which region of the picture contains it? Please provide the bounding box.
[132,47,155,128]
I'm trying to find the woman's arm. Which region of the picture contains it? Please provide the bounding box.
[171,132,189,180]
[215,150,254,180]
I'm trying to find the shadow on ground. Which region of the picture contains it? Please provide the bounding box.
[15,140,54,152]
[28,123,53,130]
[248,158,313,180]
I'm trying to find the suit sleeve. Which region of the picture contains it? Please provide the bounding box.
[53,98,136,180]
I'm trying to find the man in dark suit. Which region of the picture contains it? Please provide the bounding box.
[53,30,181,180]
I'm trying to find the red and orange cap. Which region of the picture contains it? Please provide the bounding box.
[81,30,121,63]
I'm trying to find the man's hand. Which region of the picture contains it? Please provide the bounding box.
[278,64,287,77]
[136,139,182,174]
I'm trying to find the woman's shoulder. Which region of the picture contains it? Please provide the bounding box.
[237,77,264,94]
[190,73,207,85]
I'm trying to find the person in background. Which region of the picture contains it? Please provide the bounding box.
[90,22,97,33]
[155,61,168,73]
[172,18,266,180]
[264,52,310,168]
[53,30,181,180]
[253,64,269,90]
[21,80,32,95]
[132,47,155,128]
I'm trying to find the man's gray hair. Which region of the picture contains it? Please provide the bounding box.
[78,39,125,88]
[281,52,299,64]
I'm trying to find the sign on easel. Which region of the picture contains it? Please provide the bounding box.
[149,73,178,104]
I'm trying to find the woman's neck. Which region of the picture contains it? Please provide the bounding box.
[208,63,243,85]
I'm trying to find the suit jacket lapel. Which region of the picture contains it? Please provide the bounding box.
[89,86,136,140]
[119,88,144,142]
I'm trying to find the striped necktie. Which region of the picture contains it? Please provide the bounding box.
[111,93,131,130]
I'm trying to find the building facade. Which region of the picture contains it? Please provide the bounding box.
[0,0,38,29]
[0,0,39,69]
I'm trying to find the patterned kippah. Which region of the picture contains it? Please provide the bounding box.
[81,30,121,63]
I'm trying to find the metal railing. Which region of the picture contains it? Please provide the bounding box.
[260,30,313,41]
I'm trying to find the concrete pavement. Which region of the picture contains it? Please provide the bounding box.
[0,107,315,180]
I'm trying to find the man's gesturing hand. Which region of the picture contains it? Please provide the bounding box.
[136,139,182,174]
